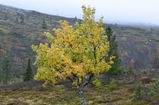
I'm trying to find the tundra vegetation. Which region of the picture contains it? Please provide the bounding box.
[1,4,159,105]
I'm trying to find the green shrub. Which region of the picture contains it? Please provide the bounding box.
[132,84,159,101]
[107,79,118,90]
[147,86,159,97]
[132,85,145,101]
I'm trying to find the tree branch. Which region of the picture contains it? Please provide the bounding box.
[83,73,94,87]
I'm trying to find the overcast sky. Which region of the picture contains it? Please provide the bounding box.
[0,0,159,25]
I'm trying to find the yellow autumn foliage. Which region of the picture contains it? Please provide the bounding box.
[32,6,113,86]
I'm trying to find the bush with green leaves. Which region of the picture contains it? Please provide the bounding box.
[107,79,118,90]
[133,85,145,101]
[132,84,159,101]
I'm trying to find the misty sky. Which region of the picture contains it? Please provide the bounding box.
[0,0,159,25]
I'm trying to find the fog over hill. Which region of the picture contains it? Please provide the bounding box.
[0,4,159,78]
[1,0,159,25]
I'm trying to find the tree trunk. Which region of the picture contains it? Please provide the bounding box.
[78,85,87,105]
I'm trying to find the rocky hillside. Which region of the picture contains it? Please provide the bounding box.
[0,4,159,78]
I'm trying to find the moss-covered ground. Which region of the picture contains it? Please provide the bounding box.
[1,76,158,105]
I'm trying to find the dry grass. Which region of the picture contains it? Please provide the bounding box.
[1,71,159,105]
[0,83,152,105]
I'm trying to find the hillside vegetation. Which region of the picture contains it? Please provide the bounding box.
[0,4,159,80]
[1,4,159,105]
[1,69,159,105]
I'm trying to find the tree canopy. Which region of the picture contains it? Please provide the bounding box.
[32,6,114,105]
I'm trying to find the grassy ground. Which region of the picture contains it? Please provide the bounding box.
[0,86,133,105]
[1,70,159,105]
[0,80,156,105]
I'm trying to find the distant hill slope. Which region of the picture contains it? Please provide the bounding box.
[0,4,159,78]
[0,4,77,77]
